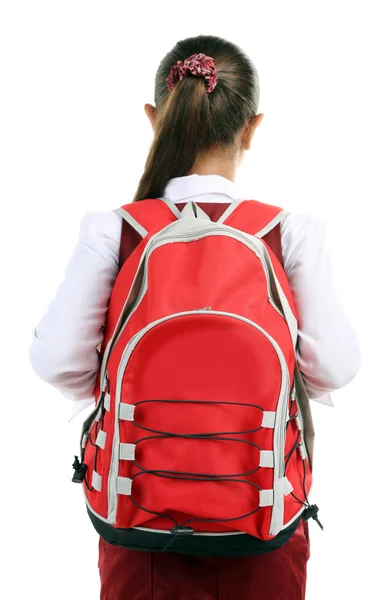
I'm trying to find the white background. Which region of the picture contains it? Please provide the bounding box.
[1,1,390,598]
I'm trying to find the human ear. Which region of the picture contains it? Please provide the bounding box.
[241,113,264,150]
[144,103,157,131]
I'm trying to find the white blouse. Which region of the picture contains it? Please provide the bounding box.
[29,174,361,420]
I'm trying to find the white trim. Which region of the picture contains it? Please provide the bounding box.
[296,413,303,431]
[92,470,102,492]
[115,208,148,239]
[283,477,294,495]
[83,492,111,523]
[158,196,182,218]
[133,525,246,536]
[117,477,132,495]
[96,430,107,450]
[260,490,274,507]
[254,211,287,238]
[99,219,289,392]
[119,403,135,421]
[81,433,88,449]
[104,393,111,411]
[262,411,276,429]
[269,477,294,535]
[179,201,212,221]
[109,308,290,527]
[119,443,136,461]
[216,198,243,224]
[260,450,274,468]
[261,243,298,349]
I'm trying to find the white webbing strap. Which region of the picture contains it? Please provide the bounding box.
[296,412,303,431]
[158,196,182,218]
[103,393,111,411]
[259,477,293,507]
[117,477,133,495]
[216,198,242,224]
[260,450,274,468]
[94,406,103,422]
[259,489,274,507]
[81,433,88,449]
[119,443,136,461]
[115,208,148,239]
[119,403,135,421]
[92,470,102,492]
[254,211,287,239]
[96,430,107,450]
[262,411,276,429]
[282,477,294,495]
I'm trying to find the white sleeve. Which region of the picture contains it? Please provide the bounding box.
[29,210,122,402]
[280,212,361,401]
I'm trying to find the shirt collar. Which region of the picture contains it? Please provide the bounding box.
[163,174,242,204]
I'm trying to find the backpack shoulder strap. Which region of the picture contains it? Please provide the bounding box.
[223,200,285,266]
[223,199,285,237]
[115,197,180,240]
[263,223,283,266]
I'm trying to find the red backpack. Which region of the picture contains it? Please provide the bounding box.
[72,197,321,556]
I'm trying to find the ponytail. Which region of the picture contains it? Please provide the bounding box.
[133,35,259,202]
[134,77,211,202]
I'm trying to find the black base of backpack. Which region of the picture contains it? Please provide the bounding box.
[87,506,303,557]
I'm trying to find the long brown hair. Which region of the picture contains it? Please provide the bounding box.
[133,35,260,202]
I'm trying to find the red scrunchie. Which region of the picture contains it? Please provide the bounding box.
[166,53,218,94]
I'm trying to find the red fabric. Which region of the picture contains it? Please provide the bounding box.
[98,520,310,600]
[87,199,311,528]
[118,201,284,270]
[96,199,310,598]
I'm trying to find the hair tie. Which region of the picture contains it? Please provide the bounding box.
[166,53,218,94]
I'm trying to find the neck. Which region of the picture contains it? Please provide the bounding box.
[188,147,240,182]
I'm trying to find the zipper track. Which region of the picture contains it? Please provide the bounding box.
[100,225,285,391]
[107,309,289,536]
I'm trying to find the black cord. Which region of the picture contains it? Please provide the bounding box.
[134,460,261,480]
[127,470,265,531]
[284,428,301,471]
[302,456,310,506]
[286,411,298,430]
[136,433,263,452]
[135,433,263,479]
[82,397,106,492]
[133,399,265,437]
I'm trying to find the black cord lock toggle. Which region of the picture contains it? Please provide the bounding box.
[72,455,87,484]
[302,504,324,530]
[170,526,195,536]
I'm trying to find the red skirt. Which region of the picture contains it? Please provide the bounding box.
[98,520,310,600]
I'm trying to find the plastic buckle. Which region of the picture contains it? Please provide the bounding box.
[170,526,194,536]
[72,455,87,484]
[302,504,324,530]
